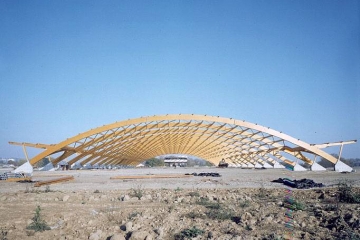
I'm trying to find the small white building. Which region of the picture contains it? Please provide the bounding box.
[164,156,188,167]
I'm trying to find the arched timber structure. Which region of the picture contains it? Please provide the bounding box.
[13,114,355,171]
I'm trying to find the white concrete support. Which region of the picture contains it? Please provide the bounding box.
[273,161,285,169]
[83,164,92,169]
[335,160,353,172]
[263,162,273,168]
[227,163,236,168]
[292,163,307,171]
[311,162,326,171]
[247,163,255,168]
[13,161,33,176]
[71,163,82,170]
[254,162,263,169]
[39,162,55,171]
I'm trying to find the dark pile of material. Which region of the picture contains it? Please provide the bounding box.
[271,178,324,189]
[186,172,221,177]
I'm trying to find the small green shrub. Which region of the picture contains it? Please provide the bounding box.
[175,187,183,192]
[196,197,220,209]
[256,184,267,198]
[205,208,232,220]
[239,200,250,208]
[174,226,204,240]
[44,185,51,193]
[284,198,305,211]
[25,184,36,193]
[188,191,200,197]
[196,197,210,205]
[131,185,143,200]
[128,211,141,220]
[185,211,204,219]
[337,180,360,203]
[245,225,252,231]
[26,206,50,232]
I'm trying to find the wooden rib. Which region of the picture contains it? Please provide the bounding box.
[110,174,193,180]
[34,176,74,187]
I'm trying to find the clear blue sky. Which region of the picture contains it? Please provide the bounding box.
[1,0,359,159]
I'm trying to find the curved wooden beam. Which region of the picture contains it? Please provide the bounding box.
[21,114,344,168]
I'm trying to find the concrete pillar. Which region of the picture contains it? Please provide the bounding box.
[292,163,307,171]
[13,161,33,176]
[263,162,273,168]
[247,163,255,168]
[311,162,326,171]
[273,161,285,169]
[335,161,353,172]
[39,162,55,171]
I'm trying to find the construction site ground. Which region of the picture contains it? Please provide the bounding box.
[0,167,359,240]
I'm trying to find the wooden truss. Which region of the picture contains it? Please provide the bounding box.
[9,114,356,169]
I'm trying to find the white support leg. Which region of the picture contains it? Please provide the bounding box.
[273,161,285,169]
[263,162,273,168]
[13,161,33,176]
[292,163,307,171]
[311,162,326,171]
[247,163,255,168]
[335,160,353,172]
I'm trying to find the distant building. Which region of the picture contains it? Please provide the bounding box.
[58,160,69,170]
[164,156,188,167]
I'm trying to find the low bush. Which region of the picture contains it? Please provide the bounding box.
[174,226,204,240]
[26,206,50,232]
[205,208,233,220]
[185,211,204,219]
[239,200,250,208]
[188,191,200,197]
[337,180,360,203]
[283,197,305,211]
[130,185,143,200]
[196,197,221,209]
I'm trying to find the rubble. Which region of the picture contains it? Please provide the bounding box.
[271,178,324,189]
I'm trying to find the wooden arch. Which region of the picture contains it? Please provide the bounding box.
[17,114,343,169]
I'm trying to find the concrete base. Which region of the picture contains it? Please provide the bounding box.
[39,162,55,171]
[263,162,273,168]
[293,163,307,171]
[273,161,285,169]
[71,163,82,170]
[230,163,241,168]
[311,162,326,171]
[241,163,254,168]
[254,163,264,169]
[247,163,255,168]
[335,160,353,172]
[83,164,92,169]
[13,161,33,176]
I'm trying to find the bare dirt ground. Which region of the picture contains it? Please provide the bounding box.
[0,167,359,240]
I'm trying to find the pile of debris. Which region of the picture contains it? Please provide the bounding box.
[271,178,324,189]
[186,172,221,177]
